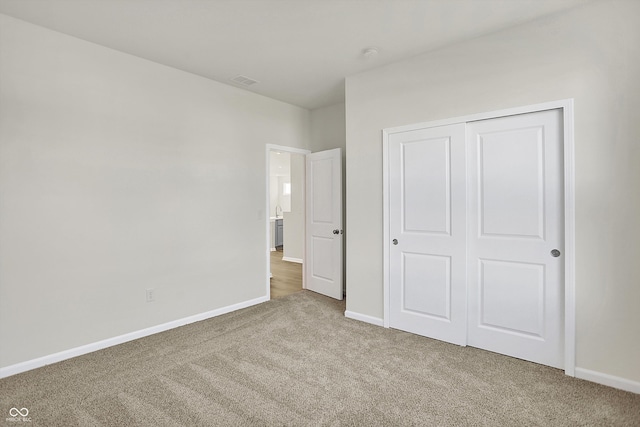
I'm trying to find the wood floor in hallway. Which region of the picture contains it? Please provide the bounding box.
[270,248,302,299]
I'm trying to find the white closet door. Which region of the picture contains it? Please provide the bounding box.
[467,109,564,368]
[388,124,467,345]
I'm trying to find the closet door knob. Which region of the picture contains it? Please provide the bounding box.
[551,249,561,257]
[392,239,398,245]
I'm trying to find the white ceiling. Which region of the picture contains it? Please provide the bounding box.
[0,0,590,110]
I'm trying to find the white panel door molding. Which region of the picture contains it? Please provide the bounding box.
[467,109,564,368]
[383,100,574,373]
[306,148,343,300]
[388,124,467,345]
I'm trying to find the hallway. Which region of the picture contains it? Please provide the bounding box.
[270,248,302,299]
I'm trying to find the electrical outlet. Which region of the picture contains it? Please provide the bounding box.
[146,288,155,303]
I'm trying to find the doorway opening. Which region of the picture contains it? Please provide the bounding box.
[270,248,303,299]
[265,144,310,299]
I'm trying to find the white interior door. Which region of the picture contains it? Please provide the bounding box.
[388,124,467,345]
[467,109,564,368]
[305,148,343,300]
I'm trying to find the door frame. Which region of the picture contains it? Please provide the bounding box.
[382,99,576,376]
[265,144,311,299]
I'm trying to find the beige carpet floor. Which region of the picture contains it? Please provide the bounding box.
[1,290,639,426]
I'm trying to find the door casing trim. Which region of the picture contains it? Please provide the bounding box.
[382,99,575,376]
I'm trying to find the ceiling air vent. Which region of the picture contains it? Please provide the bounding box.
[230,75,259,87]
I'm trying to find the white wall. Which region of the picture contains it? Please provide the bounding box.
[0,14,310,370]
[310,102,346,206]
[310,102,346,153]
[345,0,640,384]
[269,151,292,217]
[275,102,346,264]
[310,102,347,286]
[269,178,279,219]
[277,176,291,213]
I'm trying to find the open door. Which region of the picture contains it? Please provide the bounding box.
[305,148,343,300]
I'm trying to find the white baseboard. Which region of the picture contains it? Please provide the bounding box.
[344,310,384,327]
[574,367,640,394]
[0,295,269,379]
[282,256,303,264]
